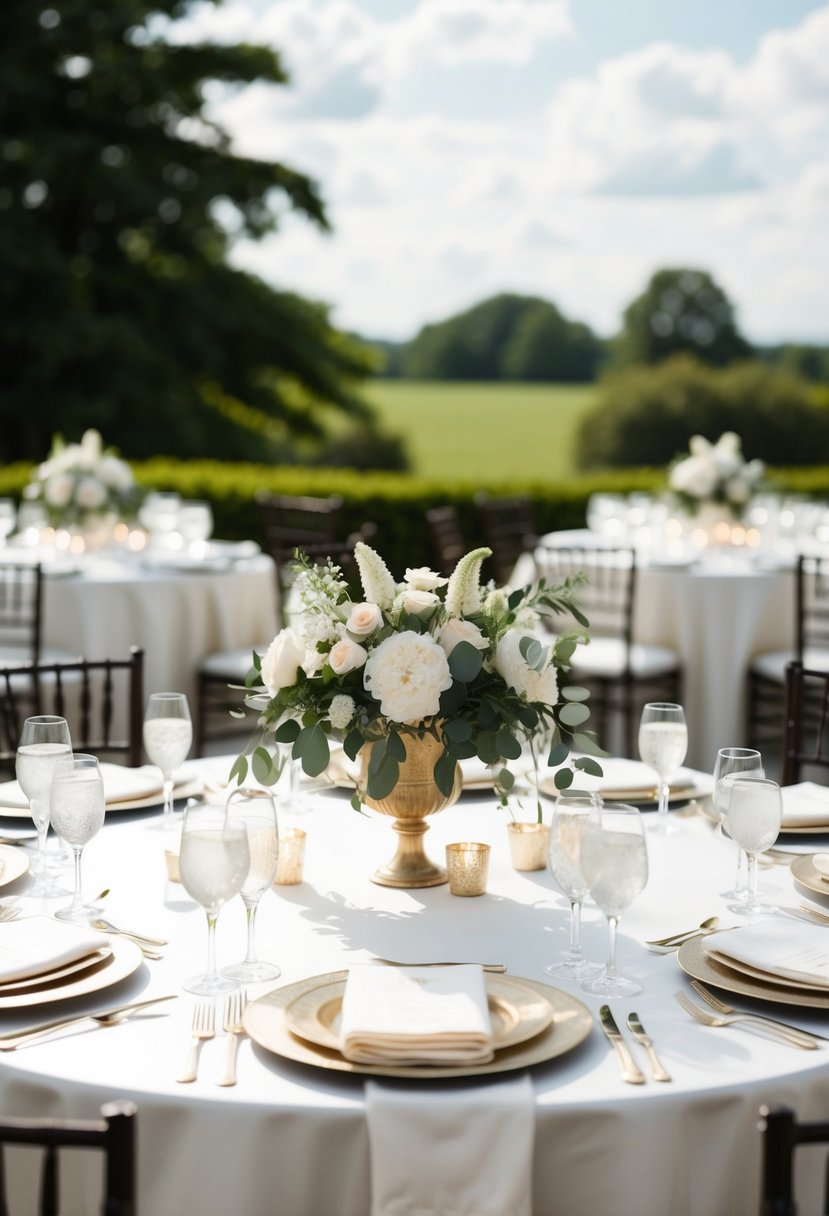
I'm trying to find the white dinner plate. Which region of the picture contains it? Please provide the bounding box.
[0,845,29,887]
[0,936,143,1010]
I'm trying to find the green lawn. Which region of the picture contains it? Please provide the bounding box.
[363,380,597,482]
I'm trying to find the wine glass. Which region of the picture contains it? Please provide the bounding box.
[178,800,250,996]
[177,501,214,556]
[221,788,280,982]
[724,776,783,917]
[16,715,72,897]
[713,747,764,901]
[580,803,649,998]
[638,703,688,833]
[545,791,603,978]
[143,693,192,827]
[50,754,106,923]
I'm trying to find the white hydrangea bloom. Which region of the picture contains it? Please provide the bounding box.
[329,694,356,730]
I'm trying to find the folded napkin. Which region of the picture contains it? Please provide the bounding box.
[781,782,829,827]
[366,1074,534,1216]
[704,919,829,988]
[559,756,697,798]
[0,763,163,810]
[0,917,104,984]
[340,965,493,1066]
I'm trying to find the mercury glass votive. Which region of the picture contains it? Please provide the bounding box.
[445,841,490,896]
[274,828,306,885]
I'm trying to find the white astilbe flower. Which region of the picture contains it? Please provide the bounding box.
[445,547,491,617]
[363,631,453,724]
[329,694,356,730]
[354,542,396,609]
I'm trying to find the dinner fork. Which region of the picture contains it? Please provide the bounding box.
[217,989,247,1087]
[689,982,829,1044]
[673,991,817,1049]
[176,1002,215,1083]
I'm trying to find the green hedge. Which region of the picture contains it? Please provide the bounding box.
[3,458,829,579]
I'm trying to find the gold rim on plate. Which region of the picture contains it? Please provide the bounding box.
[0,936,143,1010]
[245,970,593,1079]
[0,844,29,887]
[791,854,829,901]
[677,935,829,1010]
[0,948,113,996]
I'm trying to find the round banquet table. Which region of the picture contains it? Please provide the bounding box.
[1,772,828,1216]
[519,531,796,770]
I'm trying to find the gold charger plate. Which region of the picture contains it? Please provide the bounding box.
[677,935,829,1010]
[0,948,112,996]
[0,844,29,887]
[0,936,142,1010]
[791,854,829,900]
[284,973,555,1055]
[537,776,698,804]
[245,970,593,1079]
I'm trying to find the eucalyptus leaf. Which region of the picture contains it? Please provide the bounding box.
[554,768,574,790]
[343,728,364,762]
[574,756,603,777]
[443,719,473,744]
[296,723,330,778]
[495,729,523,761]
[447,740,477,760]
[228,755,248,786]
[547,741,570,767]
[558,702,591,727]
[386,732,407,763]
[366,752,399,800]
[574,732,612,758]
[476,731,499,765]
[448,641,483,684]
[274,718,301,744]
[519,636,543,670]
[439,680,468,715]
[497,767,514,791]
[434,750,459,797]
[251,746,277,785]
[561,686,591,702]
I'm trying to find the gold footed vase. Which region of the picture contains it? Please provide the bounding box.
[360,732,462,888]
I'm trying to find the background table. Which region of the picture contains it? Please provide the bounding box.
[1,774,827,1216]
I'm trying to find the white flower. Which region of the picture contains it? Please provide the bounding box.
[494,629,559,707]
[329,636,368,675]
[329,694,356,730]
[400,588,439,619]
[670,455,717,500]
[75,476,108,510]
[97,454,133,491]
[43,473,73,508]
[363,631,453,724]
[346,602,384,637]
[354,542,396,609]
[404,566,448,592]
[80,429,103,462]
[445,547,491,617]
[260,628,304,693]
[439,618,489,657]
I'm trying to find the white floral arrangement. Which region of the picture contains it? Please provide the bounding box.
[231,541,602,812]
[669,432,764,517]
[24,429,138,525]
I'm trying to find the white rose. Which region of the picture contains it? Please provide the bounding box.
[401,588,439,619]
[260,628,304,693]
[494,629,558,707]
[363,631,453,724]
[44,473,73,508]
[346,602,383,637]
[404,566,448,592]
[438,618,489,657]
[75,476,108,509]
[329,636,368,675]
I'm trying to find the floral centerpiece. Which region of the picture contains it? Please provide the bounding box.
[668,432,764,519]
[24,429,138,529]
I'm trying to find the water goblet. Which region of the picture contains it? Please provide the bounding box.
[724,776,782,917]
[713,747,764,900]
[143,692,192,827]
[221,788,281,983]
[580,803,649,998]
[545,791,603,979]
[178,800,250,996]
[16,715,72,897]
[50,754,106,923]
[177,501,214,556]
[638,702,688,833]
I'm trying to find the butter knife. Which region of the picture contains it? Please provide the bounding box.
[372,958,507,973]
[626,1011,672,1082]
[599,1005,646,1085]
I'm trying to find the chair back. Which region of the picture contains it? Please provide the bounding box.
[0,563,42,665]
[759,1103,829,1216]
[797,554,829,657]
[533,544,637,658]
[475,495,537,584]
[783,660,829,785]
[0,1100,136,1216]
[426,506,466,576]
[256,492,344,562]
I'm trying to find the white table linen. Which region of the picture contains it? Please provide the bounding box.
[1,777,828,1215]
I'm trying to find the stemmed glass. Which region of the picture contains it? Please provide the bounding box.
[15,716,72,896]
[713,747,764,900]
[221,788,280,983]
[178,800,250,996]
[545,792,603,979]
[638,702,688,833]
[50,754,106,923]
[580,803,649,998]
[724,776,783,917]
[143,693,192,827]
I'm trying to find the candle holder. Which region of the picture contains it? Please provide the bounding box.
[275,828,306,885]
[506,822,549,871]
[445,841,490,897]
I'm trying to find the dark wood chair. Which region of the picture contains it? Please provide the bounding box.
[782,660,829,785]
[0,1099,136,1216]
[256,492,344,626]
[759,1103,829,1216]
[426,506,466,576]
[0,562,77,668]
[533,542,682,757]
[474,494,538,585]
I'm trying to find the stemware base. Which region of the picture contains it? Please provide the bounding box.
[581,969,643,998]
[221,960,281,983]
[182,971,239,997]
[647,815,682,835]
[55,899,103,923]
[727,899,777,918]
[544,955,602,979]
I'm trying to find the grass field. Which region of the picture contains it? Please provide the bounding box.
[362,380,597,482]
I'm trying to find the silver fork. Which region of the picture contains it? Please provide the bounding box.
[689,981,829,1045]
[673,991,817,1049]
[0,905,20,923]
[176,1002,215,1083]
[217,989,247,1087]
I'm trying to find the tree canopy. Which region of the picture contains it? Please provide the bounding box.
[0,0,374,462]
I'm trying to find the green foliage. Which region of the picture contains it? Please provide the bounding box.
[577,355,829,470]
[0,0,375,463]
[613,268,752,368]
[402,294,602,382]
[763,343,829,384]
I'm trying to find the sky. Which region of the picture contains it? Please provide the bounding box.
[168,0,829,344]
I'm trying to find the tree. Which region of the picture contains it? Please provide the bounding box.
[613,268,752,369]
[0,0,375,462]
[500,302,601,381]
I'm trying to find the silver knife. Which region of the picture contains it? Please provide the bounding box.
[599,1005,646,1084]
[626,1011,672,1082]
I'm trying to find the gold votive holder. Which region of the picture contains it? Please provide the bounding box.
[445,841,490,897]
[164,850,181,883]
[275,828,306,885]
[506,822,549,871]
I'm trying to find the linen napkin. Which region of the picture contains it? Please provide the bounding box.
[0,917,104,984]
[781,782,829,828]
[366,1074,535,1216]
[703,919,829,988]
[0,763,163,810]
[340,965,493,1066]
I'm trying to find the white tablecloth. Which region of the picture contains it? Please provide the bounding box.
[1,772,828,1216]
